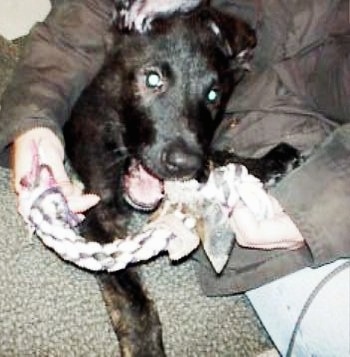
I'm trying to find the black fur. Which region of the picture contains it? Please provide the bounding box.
[64,7,298,356]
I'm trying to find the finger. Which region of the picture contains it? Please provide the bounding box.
[66,193,100,213]
[235,230,304,250]
[230,205,304,249]
[239,239,304,250]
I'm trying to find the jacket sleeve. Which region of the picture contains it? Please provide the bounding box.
[272,124,350,266]
[0,0,114,150]
[271,28,350,266]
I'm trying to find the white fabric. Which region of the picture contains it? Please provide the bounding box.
[247,259,350,357]
[0,0,51,41]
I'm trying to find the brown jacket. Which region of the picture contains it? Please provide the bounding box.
[0,0,349,295]
[0,0,114,148]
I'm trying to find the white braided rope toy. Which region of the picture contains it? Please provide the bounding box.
[18,147,274,274]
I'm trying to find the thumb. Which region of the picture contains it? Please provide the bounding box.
[67,193,100,213]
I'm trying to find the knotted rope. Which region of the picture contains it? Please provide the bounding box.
[18,151,273,273]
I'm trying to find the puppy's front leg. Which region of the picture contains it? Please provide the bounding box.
[97,269,165,357]
[210,143,301,185]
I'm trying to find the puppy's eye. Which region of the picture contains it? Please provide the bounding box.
[207,88,219,104]
[145,71,162,88]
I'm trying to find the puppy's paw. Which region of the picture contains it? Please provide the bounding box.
[261,143,302,187]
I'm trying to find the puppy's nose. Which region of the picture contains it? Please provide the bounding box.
[162,142,202,178]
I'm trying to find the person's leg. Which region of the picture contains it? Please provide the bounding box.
[247,259,350,357]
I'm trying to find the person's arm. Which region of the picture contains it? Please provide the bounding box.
[271,124,350,265]
[0,0,114,211]
[227,122,350,265]
[0,0,114,150]
[239,30,350,265]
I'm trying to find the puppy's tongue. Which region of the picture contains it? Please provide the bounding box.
[124,161,164,211]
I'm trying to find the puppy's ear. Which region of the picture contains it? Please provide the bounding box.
[202,8,256,69]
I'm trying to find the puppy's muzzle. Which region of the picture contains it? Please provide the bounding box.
[161,141,202,179]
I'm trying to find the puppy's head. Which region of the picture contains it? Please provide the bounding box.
[104,7,255,210]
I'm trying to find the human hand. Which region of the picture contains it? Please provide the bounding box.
[124,0,203,32]
[12,127,100,213]
[230,194,305,250]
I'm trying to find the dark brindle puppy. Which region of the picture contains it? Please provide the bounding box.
[64,7,299,356]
